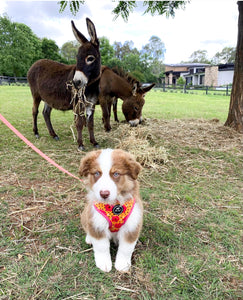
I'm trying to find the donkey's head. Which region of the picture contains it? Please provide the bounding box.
[72,18,101,89]
[122,83,155,126]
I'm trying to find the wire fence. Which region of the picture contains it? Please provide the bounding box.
[155,83,232,96]
[0,76,28,86]
[0,76,232,96]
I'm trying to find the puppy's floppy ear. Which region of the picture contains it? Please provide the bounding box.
[79,150,101,177]
[126,155,142,180]
[129,160,142,180]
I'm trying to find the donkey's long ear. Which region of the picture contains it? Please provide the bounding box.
[140,83,155,94]
[86,18,99,47]
[71,20,88,45]
[132,82,138,96]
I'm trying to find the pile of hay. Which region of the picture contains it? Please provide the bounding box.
[116,135,168,169]
[142,118,242,153]
[108,123,168,169]
[97,117,242,171]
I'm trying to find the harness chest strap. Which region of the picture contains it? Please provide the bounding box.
[93,198,135,232]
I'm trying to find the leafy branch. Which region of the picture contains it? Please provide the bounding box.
[58,1,189,20]
[59,1,84,16]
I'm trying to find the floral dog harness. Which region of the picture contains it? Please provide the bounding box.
[93,198,135,232]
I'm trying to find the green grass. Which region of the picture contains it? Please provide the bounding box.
[0,86,242,299]
[145,89,230,121]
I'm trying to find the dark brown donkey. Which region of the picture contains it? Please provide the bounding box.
[27,18,101,151]
[99,66,155,131]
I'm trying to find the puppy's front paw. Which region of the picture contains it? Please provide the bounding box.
[115,257,131,272]
[85,235,92,245]
[95,256,112,272]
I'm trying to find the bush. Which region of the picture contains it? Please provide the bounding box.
[177,76,186,85]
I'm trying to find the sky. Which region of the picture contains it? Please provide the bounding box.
[0,0,239,64]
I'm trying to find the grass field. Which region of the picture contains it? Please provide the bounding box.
[0,86,242,299]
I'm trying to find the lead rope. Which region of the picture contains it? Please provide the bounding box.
[0,113,83,184]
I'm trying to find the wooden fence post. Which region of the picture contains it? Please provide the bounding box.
[206,86,208,95]
[183,84,187,94]
[163,82,165,92]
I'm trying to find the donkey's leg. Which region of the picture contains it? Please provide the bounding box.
[42,103,59,140]
[32,96,41,138]
[108,101,112,120]
[112,97,119,123]
[100,97,112,132]
[87,110,99,148]
[75,114,86,151]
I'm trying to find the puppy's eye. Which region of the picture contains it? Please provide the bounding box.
[113,172,120,178]
[94,171,100,177]
[134,106,138,112]
[86,55,95,64]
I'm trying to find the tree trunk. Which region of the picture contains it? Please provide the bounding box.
[224,1,243,133]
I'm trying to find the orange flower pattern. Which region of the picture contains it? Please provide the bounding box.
[93,198,135,232]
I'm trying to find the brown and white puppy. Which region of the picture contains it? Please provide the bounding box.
[79,148,143,272]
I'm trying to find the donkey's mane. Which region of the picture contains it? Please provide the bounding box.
[111,67,141,88]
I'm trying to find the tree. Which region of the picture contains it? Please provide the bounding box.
[41,38,63,62]
[0,15,42,76]
[212,47,236,64]
[99,37,115,66]
[224,2,243,133]
[188,50,210,64]
[113,42,123,60]
[141,36,165,61]
[60,40,79,63]
[122,52,143,73]
[141,36,165,78]
[182,47,236,65]
[113,40,139,60]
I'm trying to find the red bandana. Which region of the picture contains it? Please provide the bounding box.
[93,198,135,232]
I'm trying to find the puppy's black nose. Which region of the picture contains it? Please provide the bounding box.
[100,190,110,199]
